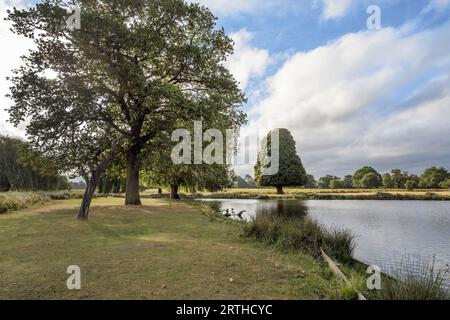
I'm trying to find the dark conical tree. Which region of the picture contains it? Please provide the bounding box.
[254,129,308,194]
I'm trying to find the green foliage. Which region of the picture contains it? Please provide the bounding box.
[0,192,50,213]
[7,0,246,205]
[342,175,354,189]
[404,175,419,190]
[440,178,450,189]
[382,173,394,188]
[0,136,69,191]
[255,129,307,192]
[206,201,222,213]
[391,169,409,189]
[361,172,381,189]
[419,167,449,189]
[352,166,381,188]
[329,179,345,189]
[242,214,355,264]
[317,176,339,189]
[143,127,234,194]
[304,174,317,188]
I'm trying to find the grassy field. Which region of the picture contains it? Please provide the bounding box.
[0,198,343,300]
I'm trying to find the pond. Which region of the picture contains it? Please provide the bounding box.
[201,199,450,285]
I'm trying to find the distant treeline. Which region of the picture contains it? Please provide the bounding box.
[308,166,450,190]
[0,136,69,192]
[235,166,450,190]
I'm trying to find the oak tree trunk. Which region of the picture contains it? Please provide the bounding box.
[78,175,98,220]
[276,186,284,195]
[170,185,180,200]
[78,143,118,220]
[125,148,142,205]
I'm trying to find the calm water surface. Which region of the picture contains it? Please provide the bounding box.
[202,199,450,284]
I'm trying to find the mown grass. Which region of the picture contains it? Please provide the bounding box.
[0,198,344,300]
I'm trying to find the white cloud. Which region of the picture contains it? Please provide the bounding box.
[0,0,32,138]
[224,29,270,90]
[239,22,450,177]
[319,0,352,20]
[422,0,450,13]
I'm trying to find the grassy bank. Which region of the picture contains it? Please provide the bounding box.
[237,208,449,300]
[0,198,345,300]
[195,188,450,201]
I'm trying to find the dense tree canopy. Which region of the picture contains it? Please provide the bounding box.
[255,129,307,194]
[317,175,339,189]
[352,166,381,188]
[419,167,449,189]
[329,179,345,189]
[390,169,409,189]
[382,173,394,188]
[7,0,246,206]
[304,174,317,189]
[360,173,381,189]
[0,136,69,192]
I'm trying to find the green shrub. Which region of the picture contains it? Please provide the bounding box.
[0,192,50,213]
[206,201,222,213]
[242,213,355,263]
[0,191,85,213]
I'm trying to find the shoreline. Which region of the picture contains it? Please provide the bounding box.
[188,192,450,201]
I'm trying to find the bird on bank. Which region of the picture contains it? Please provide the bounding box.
[223,208,246,219]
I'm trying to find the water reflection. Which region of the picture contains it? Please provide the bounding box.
[202,199,309,220]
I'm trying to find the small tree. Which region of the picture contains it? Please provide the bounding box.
[317,175,339,189]
[352,166,381,188]
[361,173,381,189]
[255,129,307,194]
[342,175,353,189]
[405,180,416,191]
[330,179,345,189]
[419,167,449,189]
[382,173,394,189]
[440,179,450,189]
[304,174,317,189]
[391,169,409,189]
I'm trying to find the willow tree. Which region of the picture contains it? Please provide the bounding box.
[7,0,245,206]
[0,135,69,191]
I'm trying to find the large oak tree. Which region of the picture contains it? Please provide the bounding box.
[7,0,245,205]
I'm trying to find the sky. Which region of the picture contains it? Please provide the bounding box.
[1,0,450,179]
